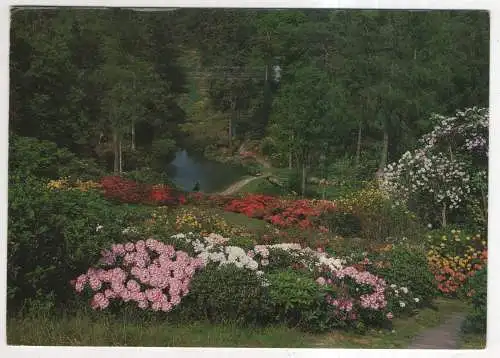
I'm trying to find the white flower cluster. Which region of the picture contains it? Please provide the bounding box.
[252,243,347,272]
[200,246,260,270]
[172,232,260,271]
[383,150,471,209]
[420,107,488,155]
[382,107,488,212]
[388,284,421,308]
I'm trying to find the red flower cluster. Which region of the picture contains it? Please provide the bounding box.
[267,200,321,229]
[100,176,149,204]
[100,176,186,206]
[433,250,487,295]
[224,194,278,218]
[224,194,336,230]
[150,185,186,206]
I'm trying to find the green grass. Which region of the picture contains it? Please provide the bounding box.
[459,333,487,349]
[7,298,470,348]
[238,177,289,196]
[218,210,270,232]
[6,313,317,347]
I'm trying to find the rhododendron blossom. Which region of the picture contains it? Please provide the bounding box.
[71,238,205,311]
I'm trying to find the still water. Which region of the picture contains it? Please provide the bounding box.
[166,150,247,193]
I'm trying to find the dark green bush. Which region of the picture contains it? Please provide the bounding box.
[317,210,361,237]
[227,236,255,251]
[181,264,270,325]
[9,135,103,180]
[374,245,438,306]
[460,266,487,334]
[150,138,176,171]
[123,167,176,187]
[266,270,333,331]
[7,176,151,312]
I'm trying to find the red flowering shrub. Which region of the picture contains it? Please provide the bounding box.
[225,194,279,218]
[223,194,337,231]
[100,176,186,206]
[100,176,150,204]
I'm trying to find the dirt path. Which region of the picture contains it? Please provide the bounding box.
[407,313,466,349]
[217,175,266,195]
[217,155,272,195]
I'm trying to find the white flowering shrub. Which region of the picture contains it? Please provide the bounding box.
[382,107,488,227]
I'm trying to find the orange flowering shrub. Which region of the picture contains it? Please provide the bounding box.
[426,229,487,295]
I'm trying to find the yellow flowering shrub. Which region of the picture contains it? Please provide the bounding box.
[47,178,101,192]
[47,178,71,190]
[175,209,203,232]
[426,229,487,295]
[335,182,422,240]
[74,179,102,192]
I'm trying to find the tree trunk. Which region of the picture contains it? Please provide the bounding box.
[131,124,136,151]
[356,120,362,166]
[449,145,454,161]
[379,129,389,171]
[288,150,293,169]
[113,129,119,174]
[119,136,123,174]
[481,188,488,223]
[301,161,307,197]
[229,100,235,152]
[441,202,447,228]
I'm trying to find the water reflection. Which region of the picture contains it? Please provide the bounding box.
[166,150,247,193]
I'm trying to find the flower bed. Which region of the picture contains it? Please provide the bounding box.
[71,232,425,331]
[224,194,336,230]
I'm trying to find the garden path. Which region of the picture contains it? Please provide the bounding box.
[218,173,271,195]
[407,313,466,349]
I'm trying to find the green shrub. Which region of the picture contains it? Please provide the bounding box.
[266,270,332,331]
[460,266,487,334]
[374,245,438,306]
[7,176,151,312]
[181,264,270,325]
[227,236,255,251]
[123,167,176,187]
[317,210,361,237]
[336,184,424,241]
[9,135,103,180]
[150,138,176,171]
[259,137,277,157]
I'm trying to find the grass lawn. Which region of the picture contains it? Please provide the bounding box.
[238,176,289,196]
[7,298,471,348]
[217,210,271,232]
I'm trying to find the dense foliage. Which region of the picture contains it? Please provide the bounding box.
[10,9,489,193]
[8,7,488,341]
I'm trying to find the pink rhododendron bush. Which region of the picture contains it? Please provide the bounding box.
[71,233,425,332]
[71,238,205,311]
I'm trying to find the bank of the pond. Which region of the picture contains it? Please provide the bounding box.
[166,150,250,193]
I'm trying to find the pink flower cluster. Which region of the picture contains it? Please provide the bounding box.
[334,266,388,310]
[71,238,205,312]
